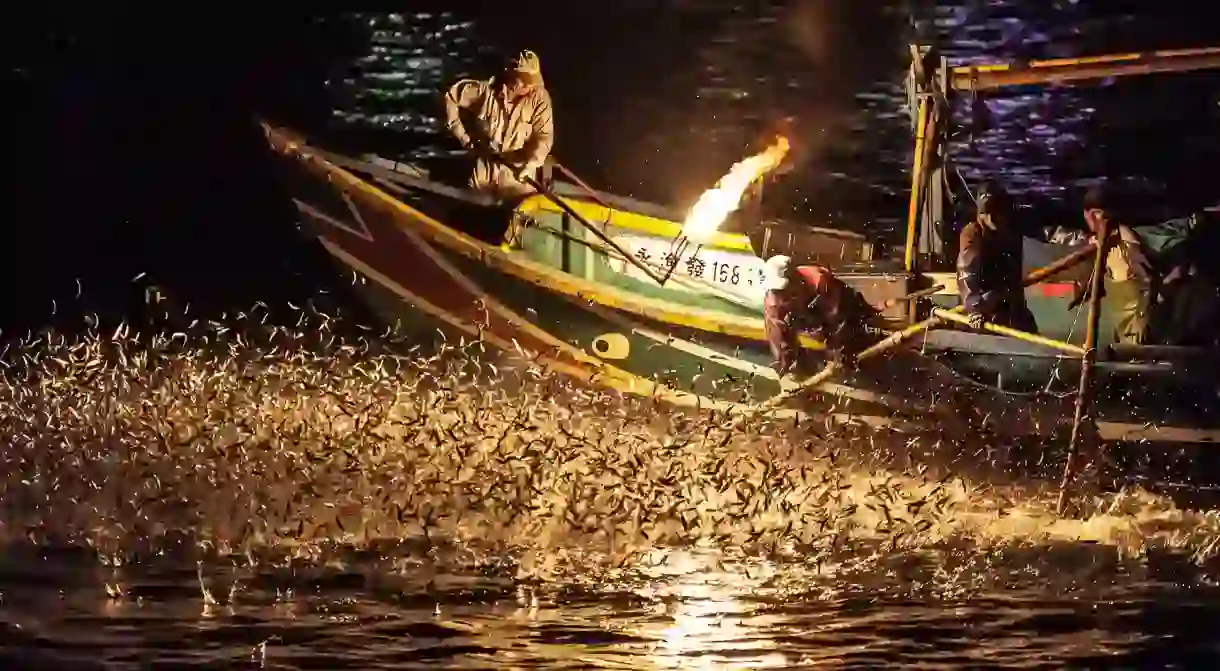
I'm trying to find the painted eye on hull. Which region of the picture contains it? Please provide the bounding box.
[591,333,630,360]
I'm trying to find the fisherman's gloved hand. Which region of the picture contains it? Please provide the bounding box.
[511,161,539,182]
[1124,242,1155,282]
[468,139,496,159]
[967,312,986,330]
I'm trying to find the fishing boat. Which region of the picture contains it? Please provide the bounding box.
[262,44,1220,447]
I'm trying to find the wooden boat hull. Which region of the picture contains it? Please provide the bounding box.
[263,124,1220,445]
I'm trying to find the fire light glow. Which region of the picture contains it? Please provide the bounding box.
[679,136,791,244]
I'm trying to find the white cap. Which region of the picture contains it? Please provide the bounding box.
[762,255,791,292]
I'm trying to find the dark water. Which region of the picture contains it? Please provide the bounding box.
[7,550,1220,668]
[327,1,1218,233]
[5,3,1220,668]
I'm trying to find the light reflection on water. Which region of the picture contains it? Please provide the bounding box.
[6,545,1219,668]
[636,550,785,669]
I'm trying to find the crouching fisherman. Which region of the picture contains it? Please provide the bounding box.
[761,255,875,390]
[442,50,554,251]
[956,182,1039,333]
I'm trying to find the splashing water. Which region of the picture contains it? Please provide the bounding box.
[679,136,791,244]
[2,301,1220,577]
[4,302,1220,666]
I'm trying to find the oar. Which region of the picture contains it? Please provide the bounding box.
[550,160,615,211]
[1057,225,1114,515]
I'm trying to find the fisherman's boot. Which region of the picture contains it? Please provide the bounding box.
[500,212,532,252]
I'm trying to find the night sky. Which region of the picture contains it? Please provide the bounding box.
[9,9,344,335]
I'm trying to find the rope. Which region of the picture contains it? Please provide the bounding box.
[923,354,1076,399]
[1040,272,1090,395]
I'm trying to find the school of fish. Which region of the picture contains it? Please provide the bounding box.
[3,293,1220,591]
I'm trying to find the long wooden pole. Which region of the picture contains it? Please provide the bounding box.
[1056,223,1113,514]
[551,160,616,212]
[904,96,932,273]
[950,46,1220,91]
[1025,241,1100,284]
[498,164,672,286]
[931,308,1086,356]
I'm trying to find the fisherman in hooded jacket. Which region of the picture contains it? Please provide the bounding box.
[443,50,554,251]
[956,182,1039,333]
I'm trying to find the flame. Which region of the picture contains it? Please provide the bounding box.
[679,136,791,244]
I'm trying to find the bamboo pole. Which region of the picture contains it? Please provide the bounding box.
[904,96,931,273]
[931,308,1086,356]
[1025,241,1099,284]
[751,317,940,414]
[950,47,1220,91]
[1056,222,1113,515]
[507,166,673,286]
[551,160,616,212]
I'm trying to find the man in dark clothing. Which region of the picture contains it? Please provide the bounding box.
[761,255,875,388]
[956,182,1039,333]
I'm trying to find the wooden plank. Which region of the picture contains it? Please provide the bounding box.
[1107,343,1218,362]
[1097,422,1220,444]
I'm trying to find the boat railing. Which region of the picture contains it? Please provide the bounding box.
[333,152,500,208]
[1107,343,1219,363]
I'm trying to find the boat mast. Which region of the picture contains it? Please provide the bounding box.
[902,44,1220,277]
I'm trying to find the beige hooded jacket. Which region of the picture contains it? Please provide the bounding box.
[443,51,554,202]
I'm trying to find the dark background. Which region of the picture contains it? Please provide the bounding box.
[9,9,348,335]
[6,3,1219,336]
